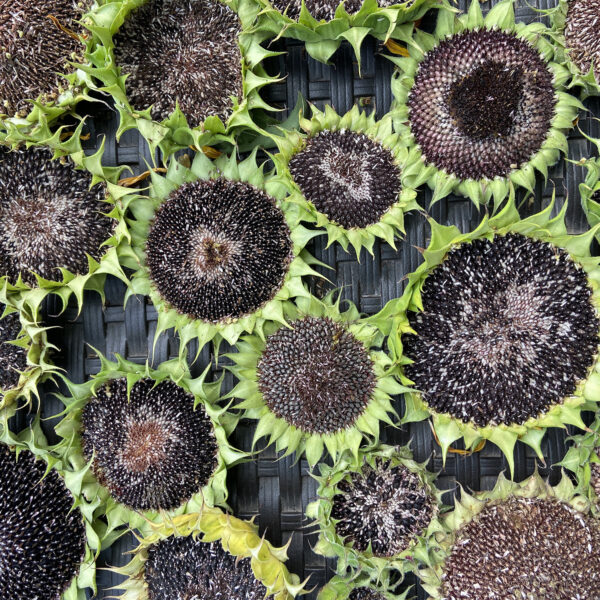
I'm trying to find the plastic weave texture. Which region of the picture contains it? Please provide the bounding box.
[21,0,600,597]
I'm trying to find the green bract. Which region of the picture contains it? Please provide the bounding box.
[389,0,582,206]
[417,471,597,599]
[78,0,280,158]
[250,0,447,66]
[0,0,95,138]
[0,421,101,600]
[370,196,600,476]
[545,0,600,97]
[0,297,56,416]
[558,416,600,509]
[578,156,600,235]
[0,124,128,315]
[318,574,410,600]
[119,149,320,357]
[306,444,444,578]
[268,105,419,258]
[52,353,245,541]
[112,505,307,600]
[226,293,403,467]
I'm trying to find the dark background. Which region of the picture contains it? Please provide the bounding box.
[18,0,600,597]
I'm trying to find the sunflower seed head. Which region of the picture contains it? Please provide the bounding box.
[0,146,114,286]
[257,316,376,434]
[0,0,86,115]
[269,0,410,21]
[408,30,556,180]
[0,444,86,599]
[441,497,600,599]
[114,0,242,127]
[145,535,267,600]
[146,178,293,324]
[288,130,402,230]
[349,587,388,600]
[330,457,434,557]
[0,305,26,394]
[81,377,218,511]
[565,0,600,81]
[403,233,599,427]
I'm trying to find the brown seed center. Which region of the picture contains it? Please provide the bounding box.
[121,420,169,472]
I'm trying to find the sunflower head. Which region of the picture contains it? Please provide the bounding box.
[547,0,600,97]
[120,149,320,357]
[79,0,279,157]
[370,194,600,475]
[53,352,245,539]
[0,421,101,600]
[307,444,444,578]
[228,293,405,466]
[269,104,418,258]
[112,506,307,600]
[418,471,600,599]
[390,0,582,205]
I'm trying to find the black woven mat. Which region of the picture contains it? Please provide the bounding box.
[24,1,600,597]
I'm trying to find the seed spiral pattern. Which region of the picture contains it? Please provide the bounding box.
[288,130,402,229]
[565,0,600,82]
[114,0,243,127]
[408,30,556,180]
[441,497,600,599]
[330,457,434,557]
[349,588,388,600]
[0,305,26,393]
[0,146,114,286]
[146,178,293,324]
[0,444,86,599]
[403,234,599,427]
[81,377,219,511]
[269,0,406,24]
[257,317,376,434]
[0,0,85,115]
[145,536,267,600]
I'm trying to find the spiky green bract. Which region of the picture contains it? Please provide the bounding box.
[318,574,410,600]
[306,444,443,580]
[370,195,600,476]
[0,297,57,416]
[389,0,581,206]
[0,125,129,316]
[578,157,600,236]
[227,293,403,467]
[268,105,419,258]
[0,421,101,600]
[250,0,448,66]
[112,505,307,600]
[52,353,245,542]
[558,416,600,509]
[119,149,320,358]
[544,0,600,98]
[77,0,280,159]
[417,471,596,599]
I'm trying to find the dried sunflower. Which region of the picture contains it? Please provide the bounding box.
[558,416,600,509]
[227,293,403,467]
[307,444,443,579]
[0,133,128,314]
[269,105,418,257]
[390,0,581,205]
[417,471,600,599]
[318,574,410,600]
[0,422,101,600]
[251,0,447,65]
[0,0,93,135]
[112,506,306,600]
[79,0,279,157]
[371,195,600,475]
[0,298,56,415]
[119,149,319,356]
[52,353,244,540]
[546,0,600,97]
